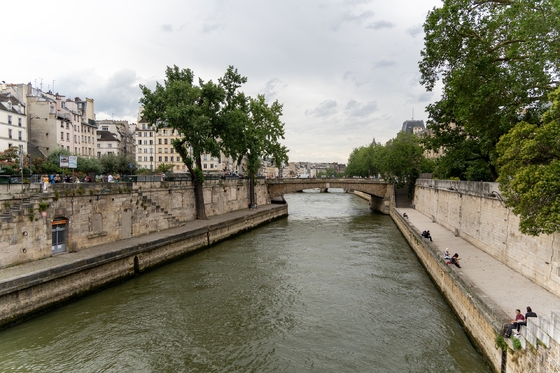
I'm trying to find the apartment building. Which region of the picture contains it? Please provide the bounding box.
[0,90,27,154]
[95,119,136,158]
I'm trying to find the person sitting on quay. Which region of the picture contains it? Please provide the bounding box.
[403,212,408,219]
[448,253,461,268]
[444,249,451,260]
[507,306,538,337]
[422,230,433,242]
[504,309,525,338]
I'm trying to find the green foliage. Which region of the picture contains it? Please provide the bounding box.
[419,0,560,181]
[157,163,174,173]
[496,87,560,235]
[0,147,21,174]
[376,132,430,195]
[38,202,48,212]
[495,334,507,351]
[318,168,343,178]
[140,65,289,215]
[511,337,522,351]
[99,153,136,175]
[345,144,380,178]
[77,156,103,174]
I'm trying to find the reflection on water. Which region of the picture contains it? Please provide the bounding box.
[0,190,491,372]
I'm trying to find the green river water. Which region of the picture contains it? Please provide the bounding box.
[0,190,491,372]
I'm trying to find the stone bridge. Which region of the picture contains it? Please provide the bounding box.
[266,178,392,214]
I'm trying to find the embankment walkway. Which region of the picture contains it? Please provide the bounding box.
[397,207,560,321]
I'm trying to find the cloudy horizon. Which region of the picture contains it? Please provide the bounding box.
[3,0,443,164]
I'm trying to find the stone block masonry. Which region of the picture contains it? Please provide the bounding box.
[0,179,270,269]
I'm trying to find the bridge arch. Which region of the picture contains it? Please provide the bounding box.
[266,179,392,214]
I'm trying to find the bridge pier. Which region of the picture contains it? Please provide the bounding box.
[320,188,328,193]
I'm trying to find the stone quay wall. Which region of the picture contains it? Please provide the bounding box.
[0,179,270,269]
[413,179,560,298]
[395,181,560,372]
[0,205,288,329]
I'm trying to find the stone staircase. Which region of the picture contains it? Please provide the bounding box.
[0,195,41,222]
[137,191,183,227]
[395,187,412,208]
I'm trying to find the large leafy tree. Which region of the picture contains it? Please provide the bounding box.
[376,132,429,197]
[345,143,380,178]
[140,65,248,219]
[224,94,288,207]
[420,0,560,181]
[496,87,560,236]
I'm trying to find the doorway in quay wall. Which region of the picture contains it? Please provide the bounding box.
[51,218,67,254]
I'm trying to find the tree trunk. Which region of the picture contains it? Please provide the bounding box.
[193,178,207,220]
[249,169,255,208]
[187,156,207,220]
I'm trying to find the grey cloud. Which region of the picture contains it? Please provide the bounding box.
[261,78,286,101]
[305,100,338,117]
[406,25,423,38]
[161,24,173,32]
[343,71,371,88]
[332,10,374,31]
[202,22,222,33]
[344,99,377,118]
[366,20,394,30]
[373,58,396,68]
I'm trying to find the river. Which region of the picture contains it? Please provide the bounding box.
[0,190,491,372]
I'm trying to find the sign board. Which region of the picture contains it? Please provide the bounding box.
[60,156,69,168]
[69,156,78,169]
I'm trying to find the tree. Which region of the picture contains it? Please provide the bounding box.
[140,65,248,219]
[0,147,21,175]
[157,163,174,174]
[376,132,429,197]
[419,0,560,181]
[496,87,560,236]
[345,144,379,178]
[225,94,289,207]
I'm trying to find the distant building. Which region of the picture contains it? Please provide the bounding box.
[96,119,136,158]
[401,120,425,134]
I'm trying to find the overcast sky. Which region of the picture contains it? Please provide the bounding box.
[3,0,442,164]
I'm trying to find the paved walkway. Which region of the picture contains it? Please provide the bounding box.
[397,207,560,320]
[0,204,282,284]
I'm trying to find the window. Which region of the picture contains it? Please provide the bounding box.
[158,139,162,144]
[144,148,147,153]
[203,164,207,169]
[203,154,207,160]
[150,148,153,153]
[97,144,100,148]
[149,140,153,145]
[18,118,22,127]
[108,144,112,148]
[164,139,168,145]
[144,156,147,161]
[102,126,109,131]
[18,131,22,140]
[210,164,214,169]
[158,148,162,153]
[163,130,167,135]
[164,148,168,153]
[74,135,77,142]
[66,133,69,141]
[66,123,69,129]
[164,156,168,162]
[8,129,12,139]
[61,132,64,140]
[158,156,162,162]
[149,132,153,137]
[138,156,142,161]
[98,152,101,157]
[177,157,181,162]
[8,115,12,124]
[171,156,174,162]
[67,146,70,151]
[170,148,174,153]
